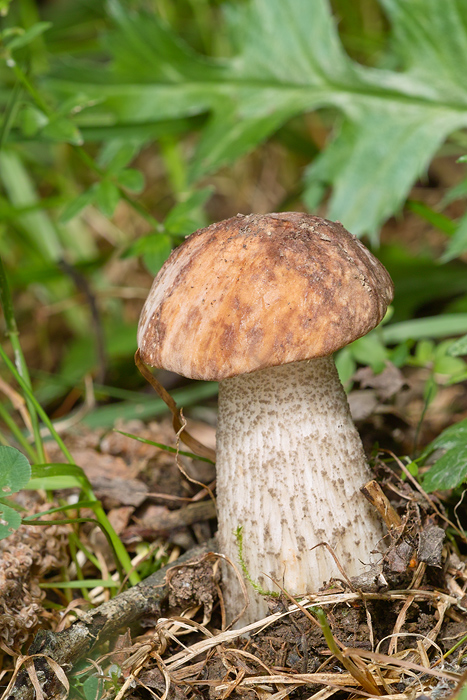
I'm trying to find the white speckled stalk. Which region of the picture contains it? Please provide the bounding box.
[216,357,385,623]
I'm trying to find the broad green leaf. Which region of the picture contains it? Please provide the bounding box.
[116,168,145,193]
[389,342,411,368]
[0,446,31,494]
[94,180,120,217]
[423,443,467,492]
[82,675,101,700]
[48,0,467,239]
[349,333,388,373]
[0,447,31,540]
[420,418,467,460]
[0,502,22,539]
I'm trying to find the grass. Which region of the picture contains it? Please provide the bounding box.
[0,0,467,697]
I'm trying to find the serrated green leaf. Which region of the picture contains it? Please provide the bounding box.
[0,446,31,494]
[423,443,467,492]
[6,21,52,51]
[116,168,145,193]
[94,179,120,217]
[48,0,467,238]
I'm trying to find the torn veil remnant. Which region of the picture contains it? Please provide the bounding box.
[137,212,394,624]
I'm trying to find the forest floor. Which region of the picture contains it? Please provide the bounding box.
[2,157,467,699]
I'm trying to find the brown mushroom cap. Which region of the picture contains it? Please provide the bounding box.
[137,213,394,381]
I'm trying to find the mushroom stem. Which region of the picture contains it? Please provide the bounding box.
[216,356,385,623]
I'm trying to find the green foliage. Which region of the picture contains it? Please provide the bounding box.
[420,418,467,492]
[0,446,31,539]
[0,0,467,501]
[45,0,467,242]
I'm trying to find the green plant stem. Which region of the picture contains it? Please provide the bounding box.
[69,531,101,572]
[68,533,91,601]
[10,61,50,115]
[0,348,140,584]
[0,80,22,149]
[0,401,38,461]
[444,631,467,659]
[0,257,45,462]
[0,343,72,462]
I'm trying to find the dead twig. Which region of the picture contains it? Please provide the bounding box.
[135,350,216,463]
[6,540,215,700]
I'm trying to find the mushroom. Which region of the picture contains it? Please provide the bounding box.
[137,213,394,623]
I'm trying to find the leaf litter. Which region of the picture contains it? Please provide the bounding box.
[3,407,467,700]
[3,276,467,698]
